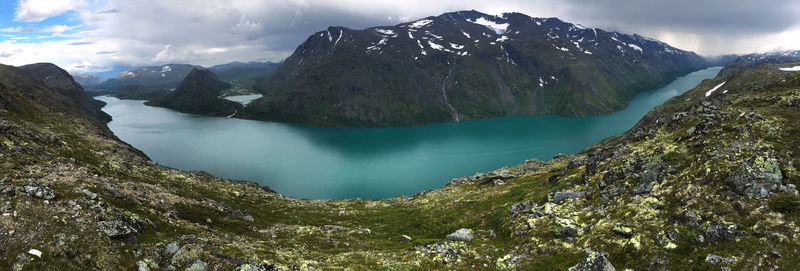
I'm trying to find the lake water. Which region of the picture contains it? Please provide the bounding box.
[98,67,721,200]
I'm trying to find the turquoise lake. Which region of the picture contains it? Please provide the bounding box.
[97,67,721,200]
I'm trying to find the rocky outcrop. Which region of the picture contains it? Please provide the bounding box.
[726,156,783,198]
[568,251,615,271]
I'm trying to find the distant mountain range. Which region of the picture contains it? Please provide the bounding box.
[717,50,800,77]
[81,61,280,98]
[241,10,709,127]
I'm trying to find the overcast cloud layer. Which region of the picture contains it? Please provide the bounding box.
[1,0,799,75]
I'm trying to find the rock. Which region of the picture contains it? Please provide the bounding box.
[509,201,531,217]
[97,220,136,238]
[493,179,506,186]
[77,188,98,200]
[446,228,474,242]
[553,191,586,204]
[165,242,180,254]
[321,225,345,231]
[552,225,578,238]
[171,244,203,266]
[667,211,701,226]
[235,264,276,271]
[185,260,207,271]
[705,254,736,265]
[12,253,32,271]
[568,157,587,169]
[632,181,653,194]
[242,215,254,222]
[0,202,11,213]
[136,261,150,271]
[568,251,616,271]
[24,183,57,200]
[706,223,737,242]
[772,251,782,258]
[725,156,783,198]
[402,235,412,241]
[613,224,634,237]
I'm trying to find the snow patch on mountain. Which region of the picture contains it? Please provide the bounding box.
[409,19,433,28]
[627,44,643,53]
[705,81,726,97]
[374,29,396,36]
[779,66,800,71]
[468,17,509,34]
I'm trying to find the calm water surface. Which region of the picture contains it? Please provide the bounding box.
[98,67,721,200]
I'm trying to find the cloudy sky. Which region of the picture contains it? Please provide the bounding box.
[1,0,799,77]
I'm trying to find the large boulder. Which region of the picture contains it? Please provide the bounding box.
[726,156,782,198]
[706,223,737,242]
[568,251,616,271]
[553,191,586,204]
[446,228,474,242]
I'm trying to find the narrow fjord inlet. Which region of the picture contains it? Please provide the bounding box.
[98,67,720,199]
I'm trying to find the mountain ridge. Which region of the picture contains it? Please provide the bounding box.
[244,10,708,127]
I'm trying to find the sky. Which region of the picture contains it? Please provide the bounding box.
[1,0,799,77]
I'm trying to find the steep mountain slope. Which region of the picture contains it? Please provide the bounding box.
[19,63,111,123]
[2,60,799,270]
[146,68,241,116]
[247,10,708,127]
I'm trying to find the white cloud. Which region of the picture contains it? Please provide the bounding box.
[14,0,87,22]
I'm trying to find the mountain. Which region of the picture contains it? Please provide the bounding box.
[717,50,800,77]
[145,68,241,116]
[70,73,103,87]
[210,61,281,96]
[88,62,280,98]
[209,61,281,71]
[91,64,201,92]
[2,59,799,269]
[245,10,708,127]
[18,63,111,123]
[111,84,168,100]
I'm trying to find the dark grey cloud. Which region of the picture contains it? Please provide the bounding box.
[15,0,797,73]
[559,0,799,34]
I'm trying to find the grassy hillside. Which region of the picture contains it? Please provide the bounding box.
[1,60,799,270]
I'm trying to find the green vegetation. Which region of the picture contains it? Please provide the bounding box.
[2,57,800,270]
